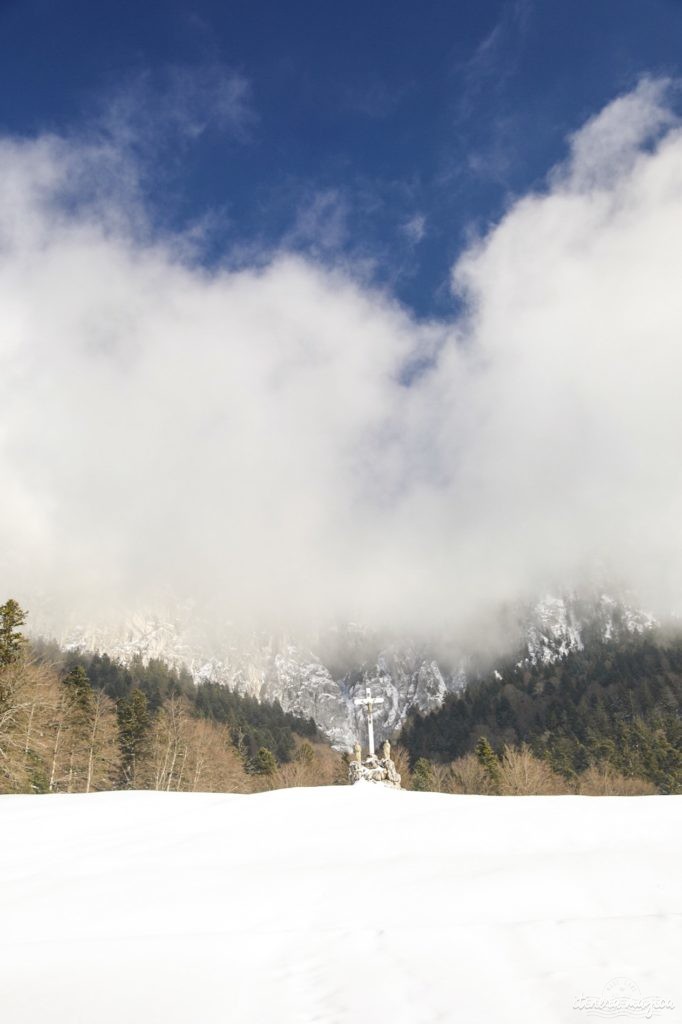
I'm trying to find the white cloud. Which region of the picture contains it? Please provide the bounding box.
[1,79,682,638]
[96,63,255,155]
[283,188,350,253]
[401,214,426,244]
[558,76,677,190]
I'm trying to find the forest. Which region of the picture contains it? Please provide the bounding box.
[400,629,682,793]
[0,600,339,795]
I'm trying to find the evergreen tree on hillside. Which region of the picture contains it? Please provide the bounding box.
[117,689,151,788]
[412,757,435,792]
[476,737,501,794]
[62,666,94,716]
[0,599,27,666]
[251,747,277,776]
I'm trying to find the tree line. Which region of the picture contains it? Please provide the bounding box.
[400,630,682,793]
[0,600,340,795]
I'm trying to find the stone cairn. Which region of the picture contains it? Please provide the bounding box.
[348,739,401,788]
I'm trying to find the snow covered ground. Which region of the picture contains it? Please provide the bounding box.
[1,786,680,1024]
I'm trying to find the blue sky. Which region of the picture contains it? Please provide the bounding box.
[4,1,682,627]
[1,0,681,317]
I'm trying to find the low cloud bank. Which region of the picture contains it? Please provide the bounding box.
[1,78,681,637]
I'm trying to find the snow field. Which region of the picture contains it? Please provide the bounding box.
[1,784,680,1023]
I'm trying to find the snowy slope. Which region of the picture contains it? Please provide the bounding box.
[1,787,680,1024]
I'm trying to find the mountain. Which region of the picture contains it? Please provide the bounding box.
[523,592,656,666]
[50,615,454,748]
[34,591,659,748]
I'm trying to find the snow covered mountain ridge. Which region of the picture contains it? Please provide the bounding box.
[37,593,658,748]
[524,593,656,666]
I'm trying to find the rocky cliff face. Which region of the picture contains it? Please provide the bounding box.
[42,592,657,748]
[523,593,656,666]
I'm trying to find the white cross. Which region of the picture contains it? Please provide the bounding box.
[354,685,384,756]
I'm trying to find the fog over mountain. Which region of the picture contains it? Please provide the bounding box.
[2,77,682,642]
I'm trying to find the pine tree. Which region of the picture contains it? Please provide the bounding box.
[475,736,501,794]
[54,665,96,793]
[62,666,93,715]
[0,599,27,666]
[117,689,151,788]
[412,757,435,792]
[251,746,277,776]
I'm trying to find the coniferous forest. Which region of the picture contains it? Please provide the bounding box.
[400,632,682,794]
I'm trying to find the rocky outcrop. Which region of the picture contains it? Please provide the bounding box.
[348,741,401,788]
[523,593,657,666]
